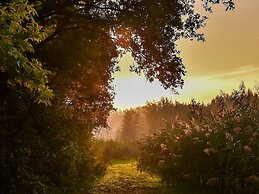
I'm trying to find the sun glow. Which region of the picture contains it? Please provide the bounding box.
[112,0,259,110]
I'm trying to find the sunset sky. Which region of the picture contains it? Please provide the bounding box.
[112,0,259,110]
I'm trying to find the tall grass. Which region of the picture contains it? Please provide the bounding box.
[138,84,259,193]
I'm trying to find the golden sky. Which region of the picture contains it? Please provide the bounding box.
[113,0,259,110]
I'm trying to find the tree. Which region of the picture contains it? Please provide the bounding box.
[119,109,139,141]
[0,1,111,193]
[31,0,235,92]
[0,0,235,106]
[144,98,187,133]
[0,0,236,193]
[0,0,53,105]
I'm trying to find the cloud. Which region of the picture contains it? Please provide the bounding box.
[204,65,259,80]
[112,62,259,109]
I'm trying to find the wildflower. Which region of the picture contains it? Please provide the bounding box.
[234,127,242,134]
[225,132,233,142]
[184,129,192,136]
[158,160,165,164]
[172,153,180,159]
[160,143,167,151]
[182,173,191,180]
[203,148,217,156]
[245,175,259,184]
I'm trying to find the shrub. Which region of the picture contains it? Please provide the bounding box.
[138,84,259,193]
[95,140,140,161]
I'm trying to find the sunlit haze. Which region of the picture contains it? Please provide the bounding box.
[112,0,259,110]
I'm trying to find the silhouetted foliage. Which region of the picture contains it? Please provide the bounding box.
[0,0,235,193]
[144,98,189,133]
[119,109,139,142]
[28,0,234,92]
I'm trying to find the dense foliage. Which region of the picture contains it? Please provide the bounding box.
[0,0,53,105]
[144,98,189,133]
[0,88,106,193]
[138,84,259,193]
[95,140,139,161]
[0,0,235,193]
[119,109,140,141]
[21,0,233,92]
[0,1,113,192]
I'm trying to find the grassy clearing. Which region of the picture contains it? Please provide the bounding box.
[91,160,213,194]
[91,159,167,194]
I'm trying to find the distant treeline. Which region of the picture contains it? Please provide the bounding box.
[110,83,259,143]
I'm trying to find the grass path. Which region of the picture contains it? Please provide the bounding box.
[91,160,170,194]
[90,160,212,194]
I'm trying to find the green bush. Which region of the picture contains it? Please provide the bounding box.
[95,140,140,161]
[0,92,106,194]
[138,84,259,193]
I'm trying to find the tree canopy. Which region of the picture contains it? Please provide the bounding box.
[1,0,235,105]
[0,0,235,193]
[0,0,53,105]
[25,0,235,94]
